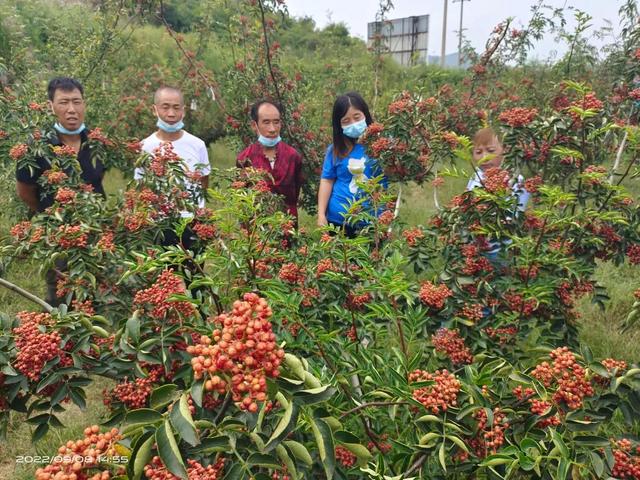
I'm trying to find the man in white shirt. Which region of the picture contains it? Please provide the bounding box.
[136,86,210,247]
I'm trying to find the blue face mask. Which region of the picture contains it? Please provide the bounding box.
[258,135,281,148]
[54,122,86,135]
[342,119,367,139]
[157,117,184,133]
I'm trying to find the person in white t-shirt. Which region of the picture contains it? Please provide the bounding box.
[466,127,530,261]
[136,86,211,249]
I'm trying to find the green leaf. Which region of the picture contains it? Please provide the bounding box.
[276,444,299,479]
[557,458,570,480]
[438,441,447,472]
[169,393,199,447]
[32,422,49,442]
[416,414,442,423]
[150,384,178,410]
[155,420,187,479]
[125,409,163,426]
[293,385,336,405]
[573,436,610,448]
[341,442,372,465]
[223,463,244,480]
[191,381,203,407]
[550,429,569,458]
[191,436,229,454]
[284,440,313,466]
[247,453,281,468]
[126,311,141,343]
[265,400,299,452]
[130,432,154,480]
[310,417,335,480]
[446,435,470,453]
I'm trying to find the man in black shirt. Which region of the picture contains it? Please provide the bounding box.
[15,77,106,306]
[16,77,105,213]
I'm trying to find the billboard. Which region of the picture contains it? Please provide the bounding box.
[367,15,429,67]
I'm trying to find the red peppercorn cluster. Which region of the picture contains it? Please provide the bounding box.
[367,434,392,454]
[144,456,225,480]
[594,358,628,387]
[297,287,319,307]
[530,347,594,410]
[56,224,89,249]
[53,145,77,158]
[133,269,196,320]
[271,471,291,480]
[441,131,459,148]
[602,358,628,373]
[528,398,561,428]
[278,262,304,284]
[9,143,28,160]
[43,169,69,184]
[55,187,77,204]
[418,281,453,310]
[346,291,372,311]
[316,258,336,277]
[409,369,461,414]
[504,292,537,316]
[431,328,473,365]
[460,244,493,275]
[346,325,357,342]
[512,386,535,400]
[522,175,543,194]
[612,439,640,480]
[627,245,640,265]
[370,137,392,157]
[461,303,484,322]
[402,227,425,247]
[187,293,284,413]
[87,128,113,146]
[96,231,116,253]
[582,165,607,186]
[10,221,31,241]
[13,312,64,382]
[498,107,538,128]
[335,446,357,468]
[481,167,510,194]
[192,222,216,240]
[470,408,509,457]
[148,142,180,176]
[568,92,603,122]
[106,377,152,409]
[35,425,121,480]
[377,209,395,226]
[72,299,96,316]
[484,326,518,344]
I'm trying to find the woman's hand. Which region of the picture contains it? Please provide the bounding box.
[317,214,328,227]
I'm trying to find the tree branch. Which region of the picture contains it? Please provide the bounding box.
[0,277,53,312]
[339,401,410,419]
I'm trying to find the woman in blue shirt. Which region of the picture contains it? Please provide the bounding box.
[317,92,386,237]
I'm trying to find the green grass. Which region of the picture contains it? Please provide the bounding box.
[1,143,639,476]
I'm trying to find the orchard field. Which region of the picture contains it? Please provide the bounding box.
[1,1,640,479]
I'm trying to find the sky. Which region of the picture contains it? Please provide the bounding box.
[285,0,623,61]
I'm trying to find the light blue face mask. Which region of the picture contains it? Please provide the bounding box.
[54,122,86,135]
[342,119,367,139]
[157,117,184,133]
[258,135,281,148]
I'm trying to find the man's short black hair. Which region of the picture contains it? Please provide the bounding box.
[250,99,283,122]
[47,77,84,101]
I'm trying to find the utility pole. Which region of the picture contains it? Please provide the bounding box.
[440,0,448,67]
[452,0,470,66]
